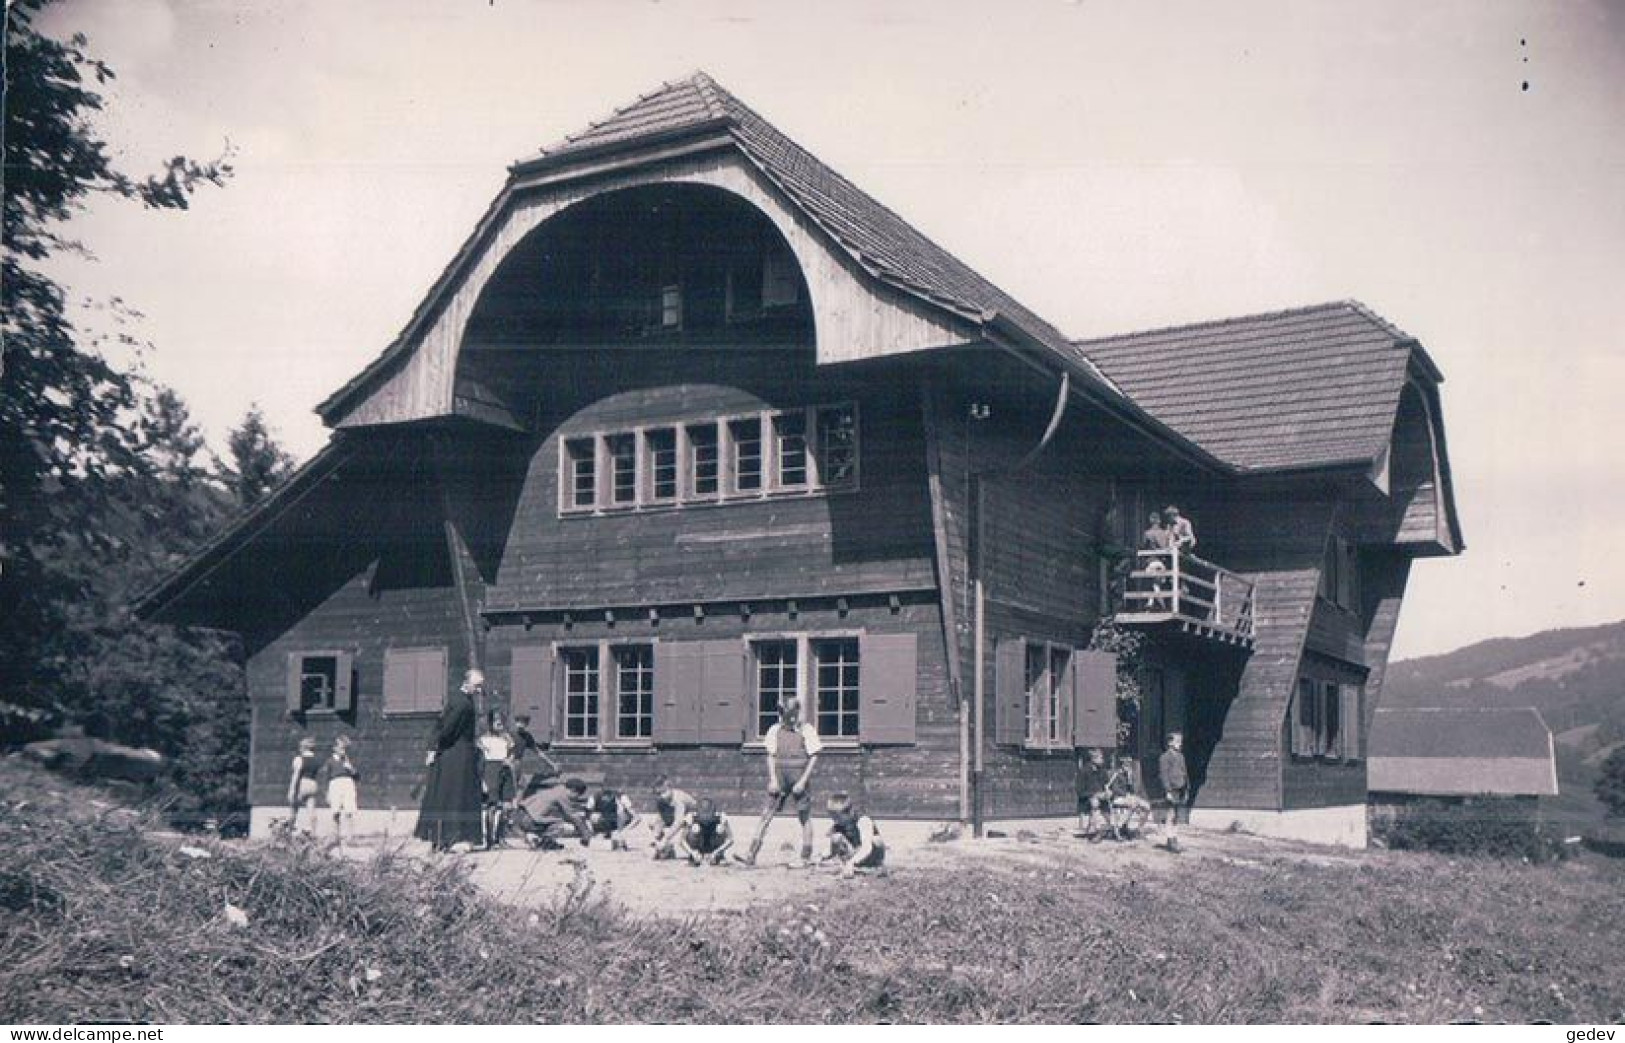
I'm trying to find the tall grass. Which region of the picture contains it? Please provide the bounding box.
[2,759,1622,1023]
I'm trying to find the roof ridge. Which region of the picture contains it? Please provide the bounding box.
[540,74,716,156]
[687,70,729,120]
[1073,299,1409,347]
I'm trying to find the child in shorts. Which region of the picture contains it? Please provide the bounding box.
[286,736,321,836]
[325,735,360,846]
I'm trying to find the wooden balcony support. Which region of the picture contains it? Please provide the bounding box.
[1115,548,1256,650]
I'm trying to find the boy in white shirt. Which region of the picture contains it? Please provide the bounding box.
[736,695,822,867]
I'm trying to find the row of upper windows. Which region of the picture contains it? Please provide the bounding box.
[558,403,858,514]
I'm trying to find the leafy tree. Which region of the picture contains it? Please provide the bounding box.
[2,0,231,713]
[224,405,295,509]
[1596,746,1625,819]
[1,1,254,825]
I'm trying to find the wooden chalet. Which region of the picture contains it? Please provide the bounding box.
[138,73,1463,845]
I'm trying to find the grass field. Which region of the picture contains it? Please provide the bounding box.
[2,758,1622,1024]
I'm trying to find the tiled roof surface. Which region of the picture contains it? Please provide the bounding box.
[1370,707,1554,762]
[1076,301,1419,473]
[1368,707,1558,796]
[530,73,1112,389]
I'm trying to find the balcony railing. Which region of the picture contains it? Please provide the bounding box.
[1115,547,1256,647]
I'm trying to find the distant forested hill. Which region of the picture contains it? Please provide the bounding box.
[1384,621,1625,809]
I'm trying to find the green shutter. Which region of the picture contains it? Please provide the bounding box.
[696,640,747,744]
[858,632,918,745]
[1342,685,1363,761]
[286,654,303,714]
[1073,650,1118,748]
[333,652,354,713]
[511,645,553,742]
[653,642,704,745]
[994,638,1026,747]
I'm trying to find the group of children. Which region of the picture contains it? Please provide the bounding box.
[285,734,360,843]
[502,693,886,878]
[289,685,1184,864]
[286,692,886,876]
[1075,732,1189,852]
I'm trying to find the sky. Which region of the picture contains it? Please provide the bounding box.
[29,0,1625,661]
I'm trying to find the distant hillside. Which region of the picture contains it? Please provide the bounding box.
[1385,621,1625,815]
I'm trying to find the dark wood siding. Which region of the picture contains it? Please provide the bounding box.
[484,346,935,612]
[481,596,957,819]
[246,546,470,812]
[1187,486,1339,811]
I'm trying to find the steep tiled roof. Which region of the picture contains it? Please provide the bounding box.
[1368,707,1558,797]
[526,73,1112,389]
[1077,301,1421,473]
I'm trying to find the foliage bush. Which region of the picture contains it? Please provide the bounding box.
[1373,797,1572,862]
[1594,746,1625,819]
[5,759,1624,1024]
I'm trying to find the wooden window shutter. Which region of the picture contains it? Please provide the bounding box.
[511,645,554,743]
[1291,678,1314,757]
[383,650,413,715]
[858,632,917,745]
[994,638,1026,746]
[1072,650,1118,748]
[696,640,747,744]
[333,652,355,713]
[653,642,705,745]
[1342,685,1363,761]
[416,648,449,715]
[286,654,303,714]
[1054,651,1075,751]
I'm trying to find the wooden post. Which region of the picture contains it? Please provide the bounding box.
[971,474,986,838]
[432,435,483,679]
[973,573,985,838]
[1170,546,1182,618]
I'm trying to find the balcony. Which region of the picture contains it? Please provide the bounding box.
[1115,548,1256,649]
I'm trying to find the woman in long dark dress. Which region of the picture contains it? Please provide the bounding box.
[414,668,486,851]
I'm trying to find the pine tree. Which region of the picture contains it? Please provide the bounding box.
[2,0,230,722]
[224,405,295,509]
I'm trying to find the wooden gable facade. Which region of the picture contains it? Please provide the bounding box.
[139,74,1462,844]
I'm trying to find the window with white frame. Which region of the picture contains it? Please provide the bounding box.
[555,642,658,744]
[812,637,861,739]
[753,638,799,737]
[562,646,601,740]
[773,411,809,490]
[686,423,719,499]
[299,655,340,713]
[729,416,764,494]
[645,428,678,504]
[814,404,859,488]
[748,634,865,741]
[559,404,859,515]
[1022,640,1072,751]
[606,433,638,507]
[613,644,654,739]
[565,438,597,510]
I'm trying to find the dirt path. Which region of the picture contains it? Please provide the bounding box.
[334,822,1366,918]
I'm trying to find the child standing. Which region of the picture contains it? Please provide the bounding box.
[325,735,360,846]
[1158,732,1189,853]
[478,710,517,848]
[286,736,321,836]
